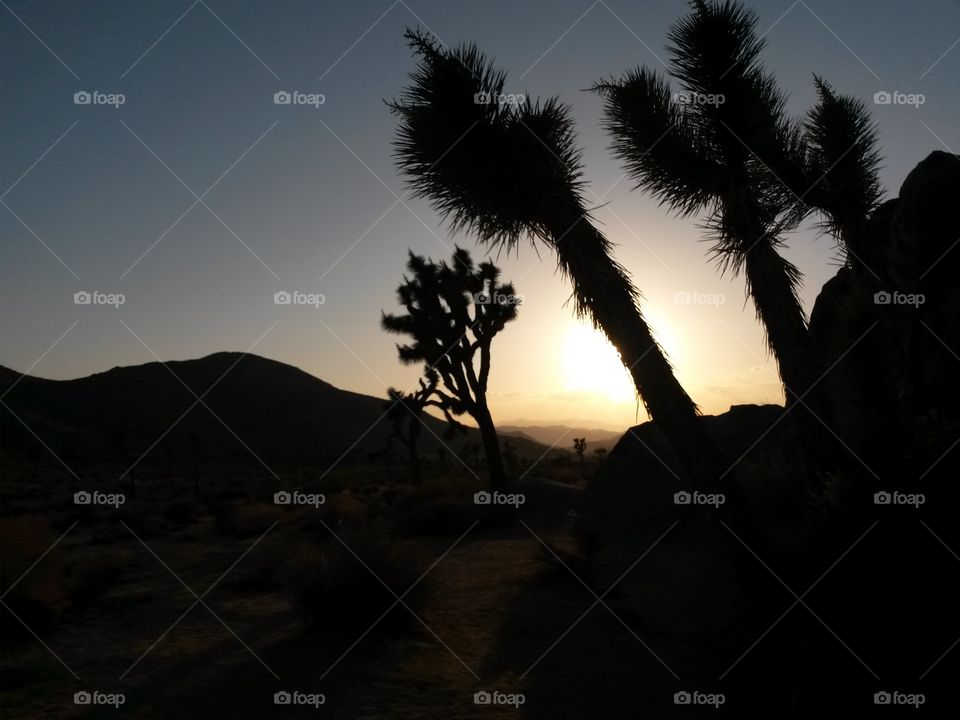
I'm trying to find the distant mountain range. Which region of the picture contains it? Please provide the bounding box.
[498,425,623,452]
[0,353,578,467]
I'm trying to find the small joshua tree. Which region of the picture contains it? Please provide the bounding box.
[384,373,452,483]
[502,438,519,475]
[573,437,587,471]
[381,247,519,489]
[385,386,425,483]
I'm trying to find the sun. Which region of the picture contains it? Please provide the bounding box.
[562,323,637,403]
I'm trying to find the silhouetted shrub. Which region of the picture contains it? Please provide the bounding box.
[281,528,432,633]
[0,517,66,645]
[389,479,483,536]
[66,551,128,612]
[162,497,198,525]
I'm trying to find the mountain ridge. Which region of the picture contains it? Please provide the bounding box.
[0,352,566,466]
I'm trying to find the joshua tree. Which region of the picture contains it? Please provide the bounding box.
[384,383,428,483]
[594,0,823,403]
[390,29,721,487]
[502,438,518,474]
[793,77,883,266]
[594,447,608,462]
[381,247,518,488]
[573,437,587,470]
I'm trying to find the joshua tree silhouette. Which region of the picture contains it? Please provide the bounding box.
[790,77,883,266]
[384,381,430,483]
[594,0,818,403]
[502,438,518,474]
[573,437,587,471]
[593,0,884,485]
[390,29,723,489]
[381,247,518,488]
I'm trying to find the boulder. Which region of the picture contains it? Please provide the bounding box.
[577,405,807,637]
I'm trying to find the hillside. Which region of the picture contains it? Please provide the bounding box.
[0,353,557,466]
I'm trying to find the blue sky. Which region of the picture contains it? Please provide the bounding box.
[1,0,957,428]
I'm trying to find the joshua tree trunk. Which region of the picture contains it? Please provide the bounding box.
[743,242,816,404]
[474,404,507,490]
[546,208,724,486]
[742,234,840,485]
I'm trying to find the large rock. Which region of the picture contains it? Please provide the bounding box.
[808,150,960,481]
[577,405,807,637]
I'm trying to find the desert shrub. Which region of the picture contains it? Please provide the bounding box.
[390,480,483,536]
[0,517,67,645]
[214,501,282,537]
[231,534,290,591]
[65,551,129,612]
[111,500,168,539]
[162,497,199,525]
[323,490,367,525]
[212,498,239,533]
[281,527,432,634]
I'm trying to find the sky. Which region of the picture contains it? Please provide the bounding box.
[1,0,957,431]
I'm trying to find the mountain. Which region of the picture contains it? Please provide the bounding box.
[498,424,624,452]
[0,353,555,466]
